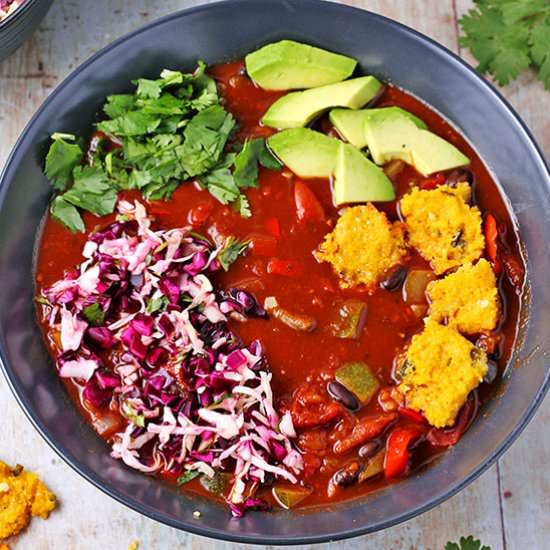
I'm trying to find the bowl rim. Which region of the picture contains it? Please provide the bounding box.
[0,0,39,30]
[1,0,550,544]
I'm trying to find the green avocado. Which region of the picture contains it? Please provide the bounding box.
[262,76,382,129]
[245,40,357,91]
[334,142,395,205]
[364,108,470,175]
[267,128,394,204]
[267,128,339,178]
[329,106,427,148]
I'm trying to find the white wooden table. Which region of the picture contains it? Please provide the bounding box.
[1,1,548,548]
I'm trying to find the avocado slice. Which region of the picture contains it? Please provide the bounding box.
[245,40,357,91]
[334,143,395,205]
[262,76,382,129]
[267,128,339,178]
[329,107,427,148]
[364,108,470,175]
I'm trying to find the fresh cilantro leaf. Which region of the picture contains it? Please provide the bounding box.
[44,134,83,191]
[236,194,252,218]
[177,470,201,486]
[218,236,250,271]
[97,110,161,137]
[199,153,240,203]
[459,1,550,87]
[134,78,162,99]
[445,535,491,550]
[233,137,282,188]
[62,166,117,216]
[179,105,235,176]
[50,196,85,232]
[121,401,145,428]
[529,15,550,89]
[82,303,106,326]
[103,94,136,118]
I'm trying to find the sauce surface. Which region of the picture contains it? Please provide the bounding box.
[35,60,524,509]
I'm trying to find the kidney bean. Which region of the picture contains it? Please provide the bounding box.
[327,461,362,497]
[327,381,360,411]
[380,266,408,292]
[358,439,382,459]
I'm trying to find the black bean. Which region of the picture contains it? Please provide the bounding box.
[331,462,361,487]
[483,360,498,384]
[380,265,408,292]
[358,440,382,459]
[327,381,360,411]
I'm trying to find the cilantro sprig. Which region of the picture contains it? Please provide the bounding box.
[445,535,491,550]
[43,62,281,231]
[459,0,550,88]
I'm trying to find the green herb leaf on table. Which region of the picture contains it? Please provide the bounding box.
[445,535,491,550]
[459,0,550,88]
[44,133,83,191]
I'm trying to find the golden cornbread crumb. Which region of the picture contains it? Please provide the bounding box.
[0,461,56,540]
[398,320,488,427]
[316,204,407,289]
[427,259,500,334]
[400,183,484,274]
[0,544,9,550]
[128,540,140,550]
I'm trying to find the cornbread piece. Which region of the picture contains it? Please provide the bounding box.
[400,183,484,274]
[316,204,407,289]
[398,320,488,427]
[0,461,56,540]
[427,259,500,334]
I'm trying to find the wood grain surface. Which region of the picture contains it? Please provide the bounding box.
[0,1,548,549]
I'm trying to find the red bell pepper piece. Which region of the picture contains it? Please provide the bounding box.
[483,213,502,276]
[419,173,445,190]
[265,217,282,240]
[249,234,278,257]
[294,181,325,223]
[426,392,478,447]
[398,406,427,424]
[384,426,422,479]
[267,258,305,278]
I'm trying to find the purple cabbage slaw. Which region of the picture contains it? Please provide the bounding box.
[39,200,303,516]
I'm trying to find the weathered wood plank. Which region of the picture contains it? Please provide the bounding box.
[455,2,550,549]
[3,0,541,548]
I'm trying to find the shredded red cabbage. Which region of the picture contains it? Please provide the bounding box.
[39,201,302,515]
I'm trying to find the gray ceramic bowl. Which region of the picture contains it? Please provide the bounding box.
[0,0,53,62]
[1,0,549,544]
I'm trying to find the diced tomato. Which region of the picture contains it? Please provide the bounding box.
[267,258,305,278]
[265,217,282,239]
[426,392,478,447]
[483,213,502,276]
[301,452,322,479]
[294,181,325,223]
[188,202,214,227]
[249,234,278,257]
[384,426,423,479]
[291,383,344,429]
[398,406,427,424]
[333,413,397,455]
[419,173,445,190]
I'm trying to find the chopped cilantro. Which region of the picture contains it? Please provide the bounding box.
[218,237,250,271]
[44,134,83,191]
[445,535,491,550]
[43,61,270,231]
[146,295,169,315]
[82,303,106,326]
[50,196,85,233]
[121,402,145,428]
[176,470,201,486]
[460,1,550,88]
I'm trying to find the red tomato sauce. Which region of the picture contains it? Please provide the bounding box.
[35,60,524,509]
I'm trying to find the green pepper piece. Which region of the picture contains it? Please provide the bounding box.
[335,361,380,404]
[272,484,313,509]
[358,449,385,483]
[332,300,367,339]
